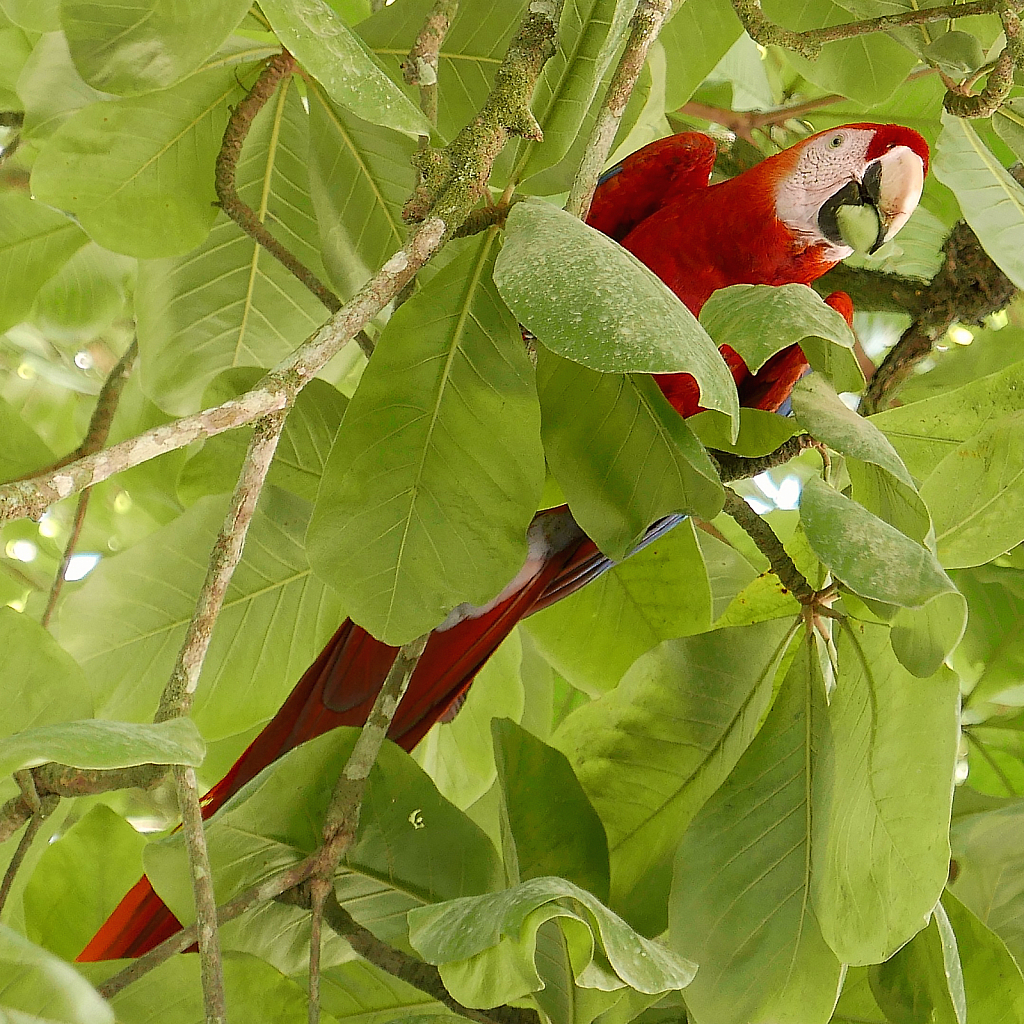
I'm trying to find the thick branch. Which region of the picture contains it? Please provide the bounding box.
[861,220,1017,413]
[565,0,673,219]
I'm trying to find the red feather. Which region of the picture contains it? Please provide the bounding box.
[78,124,924,961]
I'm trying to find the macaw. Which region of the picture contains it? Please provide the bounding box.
[78,122,928,961]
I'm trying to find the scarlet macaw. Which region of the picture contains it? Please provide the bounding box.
[78,122,928,961]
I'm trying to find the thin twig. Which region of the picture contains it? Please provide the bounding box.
[565,0,674,219]
[722,487,814,601]
[41,340,138,627]
[943,4,1022,118]
[0,773,56,917]
[402,0,458,126]
[0,112,23,128]
[712,434,817,483]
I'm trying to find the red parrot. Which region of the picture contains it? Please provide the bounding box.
[78,122,928,961]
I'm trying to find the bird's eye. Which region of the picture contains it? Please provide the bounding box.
[828,134,844,149]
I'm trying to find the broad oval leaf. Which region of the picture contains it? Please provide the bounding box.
[307,232,544,644]
[61,0,252,95]
[933,112,1024,289]
[537,347,724,562]
[31,66,240,258]
[993,97,1024,162]
[920,411,1024,569]
[0,192,87,333]
[0,718,204,777]
[553,618,798,934]
[700,284,855,378]
[407,875,697,1008]
[258,0,430,137]
[670,635,843,1024]
[0,925,112,1024]
[812,621,959,965]
[800,475,955,608]
[495,202,739,424]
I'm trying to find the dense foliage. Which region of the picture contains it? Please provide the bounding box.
[3,0,1024,1021]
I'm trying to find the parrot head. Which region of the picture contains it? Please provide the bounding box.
[772,123,929,260]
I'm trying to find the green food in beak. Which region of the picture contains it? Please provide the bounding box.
[835,202,882,255]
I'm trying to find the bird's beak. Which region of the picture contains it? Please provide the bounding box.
[818,145,926,255]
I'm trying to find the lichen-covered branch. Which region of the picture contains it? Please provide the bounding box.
[403,0,458,125]
[565,0,674,220]
[943,4,1022,118]
[861,220,1017,414]
[712,434,818,483]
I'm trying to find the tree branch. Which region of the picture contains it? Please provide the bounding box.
[712,434,817,483]
[0,773,57,918]
[565,0,674,219]
[402,0,458,126]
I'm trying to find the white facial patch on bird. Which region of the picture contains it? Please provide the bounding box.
[774,128,878,260]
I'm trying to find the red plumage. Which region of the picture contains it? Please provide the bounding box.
[78,123,926,961]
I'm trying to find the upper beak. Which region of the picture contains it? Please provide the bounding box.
[818,145,926,255]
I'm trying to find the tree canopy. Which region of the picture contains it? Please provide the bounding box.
[3,0,1024,1022]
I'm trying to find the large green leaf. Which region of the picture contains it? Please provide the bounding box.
[921,412,1024,568]
[670,635,842,1024]
[524,517,711,695]
[700,284,856,379]
[496,202,738,420]
[0,717,204,777]
[307,232,544,645]
[553,618,798,934]
[0,925,112,1024]
[259,0,430,136]
[0,397,56,483]
[23,804,148,961]
[61,490,346,750]
[320,960,450,1022]
[493,719,610,902]
[537,349,723,561]
[812,622,959,964]
[800,476,954,608]
[871,358,1024,480]
[933,112,1024,289]
[0,192,87,334]
[407,876,697,1009]
[136,75,328,413]
[60,0,251,95]
[306,80,416,299]
[660,0,742,109]
[145,731,502,954]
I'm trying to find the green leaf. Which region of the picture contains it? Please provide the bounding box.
[259,0,430,136]
[812,622,959,964]
[307,232,544,644]
[553,619,798,934]
[688,407,802,459]
[0,397,56,482]
[31,65,240,258]
[871,358,1024,480]
[923,30,986,76]
[869,907,965,1024]
[408,876,697,1008]
[493,718,610,902]
[415,631,525,810]
[178,371,347,505]
[889,591,968,679]
[942,888,1024,1024]
[537,349,724,561]
[933,112,1024,289]
[670,635,842,1024]
[306,80,416,298]
[103,951,336,1024]
[496,202,738,423]
[0,192,88,333]
[921,412,1024,568]
[62,490,346,746]
[0,925,113,1024]
[146,731,502,953]
[60,0,252,94]
[136,74,329,412]
[660,0,742,109]
[993,98,1024,162]
[0,0,57,31]
[23,804,147,961]
[791,373,931,542]
[0,607,93,731]
[508,0,634,183]
[523,518,712,695]
[0,718,204,777]
[800,476,955,608]
[700,284,856,376]
[320,960,449,1022]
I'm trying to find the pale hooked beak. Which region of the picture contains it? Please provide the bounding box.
[818,145,926,255]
